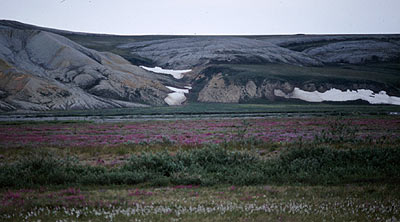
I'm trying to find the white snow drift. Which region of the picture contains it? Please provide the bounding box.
[165,86,189,94]
[274,87,400,105]
[140,66,191,79]
[164,86,190,106]
[140,66,193,106]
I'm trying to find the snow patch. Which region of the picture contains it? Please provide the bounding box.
[140,66,191,79]
[274,87,400,105]
[140,66,192,105]
[164,86,190,106]
[164,92,186,106]
[165,86,189,94]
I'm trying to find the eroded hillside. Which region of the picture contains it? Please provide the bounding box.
[0,23,185,111]
[1,20,400,110]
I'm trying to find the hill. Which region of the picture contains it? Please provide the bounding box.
[1,20,400,110]
[0,21,184,111]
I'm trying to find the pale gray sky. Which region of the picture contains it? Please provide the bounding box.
[1,0,400,35]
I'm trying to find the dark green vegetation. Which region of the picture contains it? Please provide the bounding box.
[1,145,399,188]
[205,63,400,89]
[1,115,399,188]
[2,103,399,119]
[0,120,93,125]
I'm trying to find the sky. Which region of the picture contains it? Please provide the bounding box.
[1,0,400,35]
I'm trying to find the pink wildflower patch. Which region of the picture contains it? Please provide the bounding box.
[1,118,399,147]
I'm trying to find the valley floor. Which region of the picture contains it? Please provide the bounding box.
[1,110,400,221]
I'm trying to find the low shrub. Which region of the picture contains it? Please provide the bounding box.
[1,146,399,188]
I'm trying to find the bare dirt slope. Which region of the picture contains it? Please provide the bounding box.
[0,26,182,111]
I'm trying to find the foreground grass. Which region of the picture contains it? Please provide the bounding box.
[1,184,399,221]
[1,116,399,221]
[0,147,399,221]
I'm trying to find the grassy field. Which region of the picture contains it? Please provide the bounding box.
[1,115,400,221]
[1,184,399,221]
[1,144,400,221]
[1,103,400,119]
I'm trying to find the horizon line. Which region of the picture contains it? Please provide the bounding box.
[2,19,400,36]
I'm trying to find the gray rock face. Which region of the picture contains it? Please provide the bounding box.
[196,71,397,104]
[303,40,400,64]
[198,73,242,103]
[0,28,175,111]
[118,37,323,69]
[198,73,295,103]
